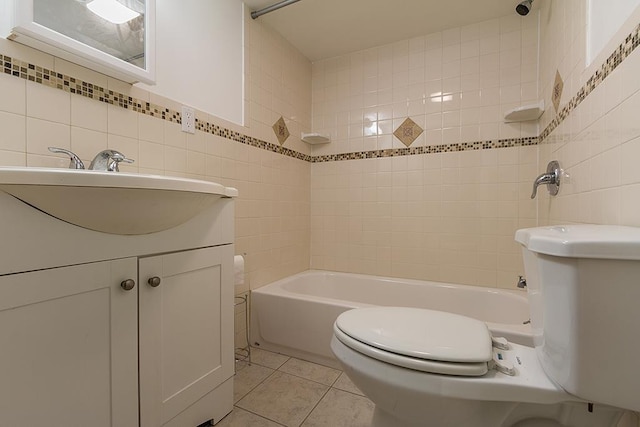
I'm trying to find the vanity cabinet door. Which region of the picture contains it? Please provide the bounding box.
[0,258,139,427]
[139,245,234,427]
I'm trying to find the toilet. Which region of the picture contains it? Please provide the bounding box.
[330,225,640,427]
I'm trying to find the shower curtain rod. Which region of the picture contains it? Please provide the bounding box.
[251,0,302,19]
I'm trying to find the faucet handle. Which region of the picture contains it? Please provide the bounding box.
[107,151,135,172]
[89,149,135,172]
[48,147,85,169]
[530,160,560,199]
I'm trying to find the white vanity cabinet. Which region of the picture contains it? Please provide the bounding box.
[0,258,139,427]
[139,245,234,427]
[0,183,235,427]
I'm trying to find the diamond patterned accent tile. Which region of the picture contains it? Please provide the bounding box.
[393,118,423,147]
[552,70,564,112]
[272,116,290,145]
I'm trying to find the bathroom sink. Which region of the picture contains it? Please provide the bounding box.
[0,167,238,235]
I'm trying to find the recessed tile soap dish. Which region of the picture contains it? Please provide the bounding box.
[301,132,331,144]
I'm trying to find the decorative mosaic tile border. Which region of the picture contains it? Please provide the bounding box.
[0,55,540,162]
[311,137,539,163]
[1,53,313,162]
[1,55,181,122]
[539,21,640,143]
[1,19,639,164]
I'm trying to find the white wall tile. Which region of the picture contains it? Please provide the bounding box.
[70,95,108,134]
[138,114,164,144]
[107,105,138,138]
[26,117,70,155]
[0,73,26,115]
[0,149,26,166]
[0,111,26,152]
[26,82,70,124]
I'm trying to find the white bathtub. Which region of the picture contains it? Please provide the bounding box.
[251,270,532,368]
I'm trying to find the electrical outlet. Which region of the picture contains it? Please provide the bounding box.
[181,106,195,134]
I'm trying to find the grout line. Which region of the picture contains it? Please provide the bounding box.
[330,386,368,399]
[232,405,287,426]
[297,382,333,427]
[274,355,343,386]
[233,363,277,404]
[233,349,373,425]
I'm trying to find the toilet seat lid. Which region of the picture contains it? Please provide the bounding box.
[335,307,493,363]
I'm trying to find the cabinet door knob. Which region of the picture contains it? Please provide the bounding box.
[120,279,136,291]
[147,276,161,287]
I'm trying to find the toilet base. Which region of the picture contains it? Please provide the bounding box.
[369,401,623,427]
[370,399,518,427]
[331,335,624,427]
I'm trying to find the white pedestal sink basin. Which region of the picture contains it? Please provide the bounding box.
[0,167,238,235]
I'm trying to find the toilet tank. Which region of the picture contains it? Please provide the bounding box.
[515,225,640,412]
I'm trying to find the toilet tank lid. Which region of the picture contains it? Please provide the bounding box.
[515,225,640,260]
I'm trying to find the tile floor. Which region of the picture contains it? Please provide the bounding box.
[218,348,374,427]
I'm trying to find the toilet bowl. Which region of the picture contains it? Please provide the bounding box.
[331,307,622,427]
[331,225,640,427]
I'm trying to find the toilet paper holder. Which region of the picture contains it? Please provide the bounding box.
[234,253,251,364]
[234,294,251,364]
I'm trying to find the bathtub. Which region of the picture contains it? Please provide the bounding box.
[251,270,532,368]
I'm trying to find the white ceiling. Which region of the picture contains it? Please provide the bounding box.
[243,0,539,62]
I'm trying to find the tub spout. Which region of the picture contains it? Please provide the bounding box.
[517,276,527,288]
[530,160,561,199]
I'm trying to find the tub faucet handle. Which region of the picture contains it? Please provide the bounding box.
[531,160,561,199]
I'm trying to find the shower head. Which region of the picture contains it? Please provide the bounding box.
[516,0,533,16]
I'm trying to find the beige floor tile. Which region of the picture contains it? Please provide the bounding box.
[332,372,365,396]
[216,407,283,426]
[301,388,374,427]
[237,371,329,427]
[234,363,275,403]
[278,358,341,386]
[251,347,290,369]
[235,359,250,373]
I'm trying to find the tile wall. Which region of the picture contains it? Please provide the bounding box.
[311,14,539,155]
[310,146,537,288]
[537,1,640,228]
[0,8,312,293]
[245,10,312,154]
[309,14,541,288]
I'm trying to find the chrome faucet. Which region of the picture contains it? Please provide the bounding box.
[48,147,85,169]
[89,150,134,172]
[531,160,561,199]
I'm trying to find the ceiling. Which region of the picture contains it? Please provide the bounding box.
[243,0,539,62]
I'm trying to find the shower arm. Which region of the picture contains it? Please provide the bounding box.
[251,0,302,19]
